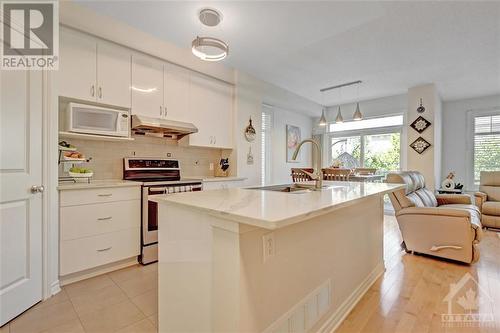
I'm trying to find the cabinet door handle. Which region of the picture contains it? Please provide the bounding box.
[91,85,95,97]
[98,87,102,99]
[98,193,112,197]
[164,106,167,116]
[97,216,112,221]
[160,106,163,117]
[97,246,112,252]
[214,136,216,144]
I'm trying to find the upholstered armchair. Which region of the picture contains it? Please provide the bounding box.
[475,171,500,229]
[386,171,482,264]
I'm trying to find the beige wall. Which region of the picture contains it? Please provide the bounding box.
[61,136,223,180]
[407,83,442,190]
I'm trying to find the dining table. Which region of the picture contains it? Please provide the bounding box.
[348,174,385,182]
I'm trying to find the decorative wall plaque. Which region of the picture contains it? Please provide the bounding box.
[410,137,431,154]
[244,117,256,142]
[417,98,426,113]
[410,116,431,133]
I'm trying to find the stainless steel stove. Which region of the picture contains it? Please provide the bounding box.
[123,157,202,264]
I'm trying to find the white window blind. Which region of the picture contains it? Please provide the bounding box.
[261,107,273,185]
[473,114,500,184]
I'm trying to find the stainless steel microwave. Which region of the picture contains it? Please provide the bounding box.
[65,102,130,137]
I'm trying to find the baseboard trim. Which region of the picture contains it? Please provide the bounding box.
[59,257,138,286]
[49,280,61,297]
[318,262,385,333]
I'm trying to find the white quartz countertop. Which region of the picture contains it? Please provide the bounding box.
[184,176,247,182]
[57,179,142,190]
[149,181,404,229]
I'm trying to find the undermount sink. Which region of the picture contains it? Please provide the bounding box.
[248,184,337,193]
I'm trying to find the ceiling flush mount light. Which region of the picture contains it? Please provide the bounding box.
[199,8,223,27]
[192,36,228,62]
[192,8,228,62]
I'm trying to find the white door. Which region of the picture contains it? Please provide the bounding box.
[0,70,43,325]
[97,41,131,108]
[131,54,164,118]
[58,27,97,101]
[164,63,190,122]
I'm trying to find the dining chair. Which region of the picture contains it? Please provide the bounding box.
[322,168,351,181]
[291,168,314,182]
[354,168,377,175]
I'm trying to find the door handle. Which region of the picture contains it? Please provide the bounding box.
[97,193,112,197]
[97,216,112,221]
[98,87,102,99]
[31,185,44,194]
[91,85,95,97]
[96,246,112,252]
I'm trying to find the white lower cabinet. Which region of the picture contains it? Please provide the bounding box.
[59,186,141,276]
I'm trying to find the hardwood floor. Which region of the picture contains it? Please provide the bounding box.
[334,216,500,333]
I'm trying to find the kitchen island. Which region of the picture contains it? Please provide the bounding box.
[150,181,404,333]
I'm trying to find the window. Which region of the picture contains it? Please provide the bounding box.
[328,115,403,176]
[472,113,500,185]
[261,106,273,185]
[329,115,403,132]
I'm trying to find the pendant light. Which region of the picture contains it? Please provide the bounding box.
[335,106,344,123]
[352,83,363,121]
[318,109,327,126]
[335,87,343,123]
[318,89,327,126]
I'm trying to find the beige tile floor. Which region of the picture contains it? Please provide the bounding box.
[2,262,158,333]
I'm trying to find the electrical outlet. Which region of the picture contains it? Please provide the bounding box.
[262,232,275,262]
[209,162,214,171]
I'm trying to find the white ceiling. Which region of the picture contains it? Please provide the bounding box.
[78,1,500,107]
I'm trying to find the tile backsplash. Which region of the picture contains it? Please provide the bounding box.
[60,135,225,180]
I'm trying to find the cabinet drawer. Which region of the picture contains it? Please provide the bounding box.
[60,227,140,276]
[60,200,140,241]
[60,186,141,207]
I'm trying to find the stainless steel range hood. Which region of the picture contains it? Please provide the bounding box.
[131,115,198,139]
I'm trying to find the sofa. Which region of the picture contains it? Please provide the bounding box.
[386,171,482,264]
[475,171,500,229]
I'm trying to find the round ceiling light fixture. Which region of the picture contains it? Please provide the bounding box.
[192,36,228,62]
[199,8,223,27]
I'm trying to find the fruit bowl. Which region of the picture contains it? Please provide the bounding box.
[69,171,93,178]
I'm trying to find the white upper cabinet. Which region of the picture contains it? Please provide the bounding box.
[58,28,131,108]
[96,41,131,108]
[163,63,190,122]
[58,28,97,102]
[131,54,164,118]
[185,73,233,149]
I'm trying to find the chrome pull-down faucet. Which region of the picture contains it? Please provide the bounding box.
[292,139,323,190]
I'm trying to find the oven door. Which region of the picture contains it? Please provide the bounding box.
[142,186,166,245]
